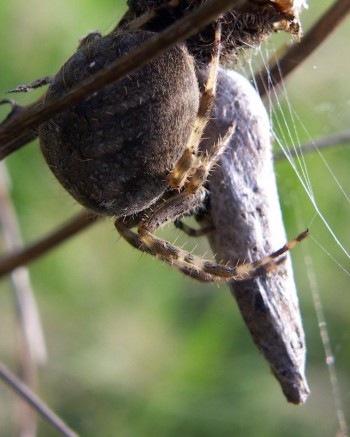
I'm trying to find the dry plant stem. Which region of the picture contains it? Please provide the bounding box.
[0,0,242,158]
[0,210,98,278]
[256,0,350,95]
[0,362,78,437]
[1,130,38,158]
[0,165,46,362]
[0,164,47,436]
[203,69,309,404]
[275,130,350,161]
[0,107,43,158]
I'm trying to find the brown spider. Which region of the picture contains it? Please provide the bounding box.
[26,0,308,283]
[2,1,350,430]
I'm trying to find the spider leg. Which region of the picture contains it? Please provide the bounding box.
[115,187,219,282]
[139,201,308,281]
[8,76,53,94]
[185,122,235,193]
[166,21,222,190]
[115,188,208,256]
[140,188,208,233]
[173,190,214,237]
[114,11,308,283]
[115,219,218,282]
[142,229,308,282]
[115,185,309,283]
[174,218,214,237]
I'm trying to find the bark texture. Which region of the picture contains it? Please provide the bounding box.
[204,69,309,404]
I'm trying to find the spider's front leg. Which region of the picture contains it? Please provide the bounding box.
[166,21,222,190]
[115,18,308,283]
[116,113,307,283]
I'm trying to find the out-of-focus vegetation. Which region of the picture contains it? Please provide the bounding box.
[0,1,349,436]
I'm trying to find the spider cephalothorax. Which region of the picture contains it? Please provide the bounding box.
[38,0,307,282]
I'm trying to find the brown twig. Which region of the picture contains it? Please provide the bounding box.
[0,210,98,278]
[275,131,350,161]
[0,361,78,437]
[256,0,350,95]
[0,0,242,159]
[0,100,43,158]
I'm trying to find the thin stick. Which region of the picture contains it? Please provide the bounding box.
[0,164,47,362]
[0,98,43,157]
[0,163,47,436]
[275,131,350,161]
[0,210,98,278]
[0,0,242,158]
[256,0,350,95]
[0,361,78,437]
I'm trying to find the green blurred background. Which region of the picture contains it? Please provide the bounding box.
[0,1,349,436]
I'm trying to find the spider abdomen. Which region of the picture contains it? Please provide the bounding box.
[39,30,199,216]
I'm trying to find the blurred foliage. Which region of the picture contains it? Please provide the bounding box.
[0,1,349,436]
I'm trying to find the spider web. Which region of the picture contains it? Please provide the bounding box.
[244,25,350,436]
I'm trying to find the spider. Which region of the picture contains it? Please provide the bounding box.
[25,0,308,284]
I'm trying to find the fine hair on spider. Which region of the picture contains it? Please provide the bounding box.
[26,0,308,283]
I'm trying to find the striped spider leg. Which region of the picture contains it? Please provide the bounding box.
[115,196,308,283]
[115,20,308,282]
